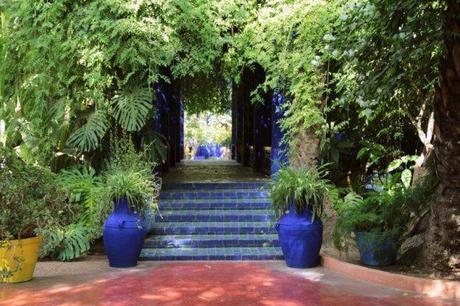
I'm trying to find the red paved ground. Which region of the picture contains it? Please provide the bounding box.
[0,262,456,306]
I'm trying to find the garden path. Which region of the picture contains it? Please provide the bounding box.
[0,259,454,306]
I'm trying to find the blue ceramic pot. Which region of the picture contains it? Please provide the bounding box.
[355,231,397,266]
[103,198,147,268]
[276,206,323,268]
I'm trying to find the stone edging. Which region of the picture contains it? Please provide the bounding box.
[320,254,459,300]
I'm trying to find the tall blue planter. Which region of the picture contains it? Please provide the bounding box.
[355,231,397,266]
[103,199,147,268]
[276,206,323,268]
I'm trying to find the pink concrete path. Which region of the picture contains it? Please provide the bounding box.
[0,261,456,306]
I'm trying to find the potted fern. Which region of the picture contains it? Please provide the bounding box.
[102,138,157,268]
[270,166,333,268]
[333,181,433,266]
[0,148,63,282]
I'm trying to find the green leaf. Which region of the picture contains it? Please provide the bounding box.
[67,111,109,152]
[401,169,412,189]
[112,87,153,132]
[387,159,404,172]
[357,147,369,160]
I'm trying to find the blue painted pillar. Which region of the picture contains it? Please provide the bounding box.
[153,84,164,135]
[179,98,184,161]
[271,92,289,177]
[231,82,237,160]
[155,83,171,172]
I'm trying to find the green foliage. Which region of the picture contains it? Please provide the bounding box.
[332,177,436,253]
[111,86,153,132]
[44,223,92,262]
[386,155,419,189]
[39,166,109,261]
[227,0,443,184]
[0,147,65,241]
[103,136,158,213]
[104,168,154,213]
[322,0,443,177]
[182,73,231,114]
[67,111,110,153]
[0,0,241,166]
[270,166,334,220]
[184,111,232,148]
[227,0,342,148]
[141,130,168,164]
[58,167,110,232]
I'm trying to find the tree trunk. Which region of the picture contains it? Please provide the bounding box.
[427,0,460,274]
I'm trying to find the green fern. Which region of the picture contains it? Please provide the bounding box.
[111,87,153,132]
[67,111,109,152]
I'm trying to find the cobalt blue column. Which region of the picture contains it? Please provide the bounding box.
[153,84,164,134]
[271,92,288,177]
[158,83,171,172]
[231,83,237,160]
[179,98,184,161]
[152,84,168,173]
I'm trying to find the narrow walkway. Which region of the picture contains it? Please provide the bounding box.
[1,259,453,306]
[142,160,281,260]
[163,160,269,183]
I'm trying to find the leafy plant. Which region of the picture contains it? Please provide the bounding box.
[103,136,159,214]
[270,166,334,220]
[0,148,65,241]
[39,166,111,261]
[44,223,92,262]
[112,86,154,132]
[386,155,418,189]
[332,177,436,254]
[67,111,110,153]
[104,168,154,213]
[0,147,65,277]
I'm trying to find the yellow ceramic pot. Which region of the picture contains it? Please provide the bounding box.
[0,236,42,283]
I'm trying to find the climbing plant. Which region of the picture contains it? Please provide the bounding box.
[0,0,243,167]
[227,0,444,182]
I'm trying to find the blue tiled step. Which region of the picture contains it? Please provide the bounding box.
[158,199,271,210]
[140,246,283,261]
[159,190,269,200]
[158,209,275,222]
[162,182,269,191]
[144,234,279,248]
[152,221,275,235]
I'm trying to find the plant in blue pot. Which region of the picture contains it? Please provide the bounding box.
[103,166,155,267]
[270,166,334,268]
[332,179,433,266]
[102,145,156,268]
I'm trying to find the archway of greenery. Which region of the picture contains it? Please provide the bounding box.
[0,0,458,274]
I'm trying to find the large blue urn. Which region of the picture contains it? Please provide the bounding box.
[276,206,323,268]
[103,198,147,268]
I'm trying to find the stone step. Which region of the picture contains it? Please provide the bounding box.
[139,246,283,261]
[158,199,272,210]
[162,182,269,191]
[159,190,269,200]
[144,234,279,248]
[152,221,275,235]
[157,209,275,222]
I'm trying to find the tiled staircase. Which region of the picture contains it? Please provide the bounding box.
[140,182,283,260]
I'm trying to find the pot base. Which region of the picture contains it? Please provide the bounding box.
[0,236,42,283]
